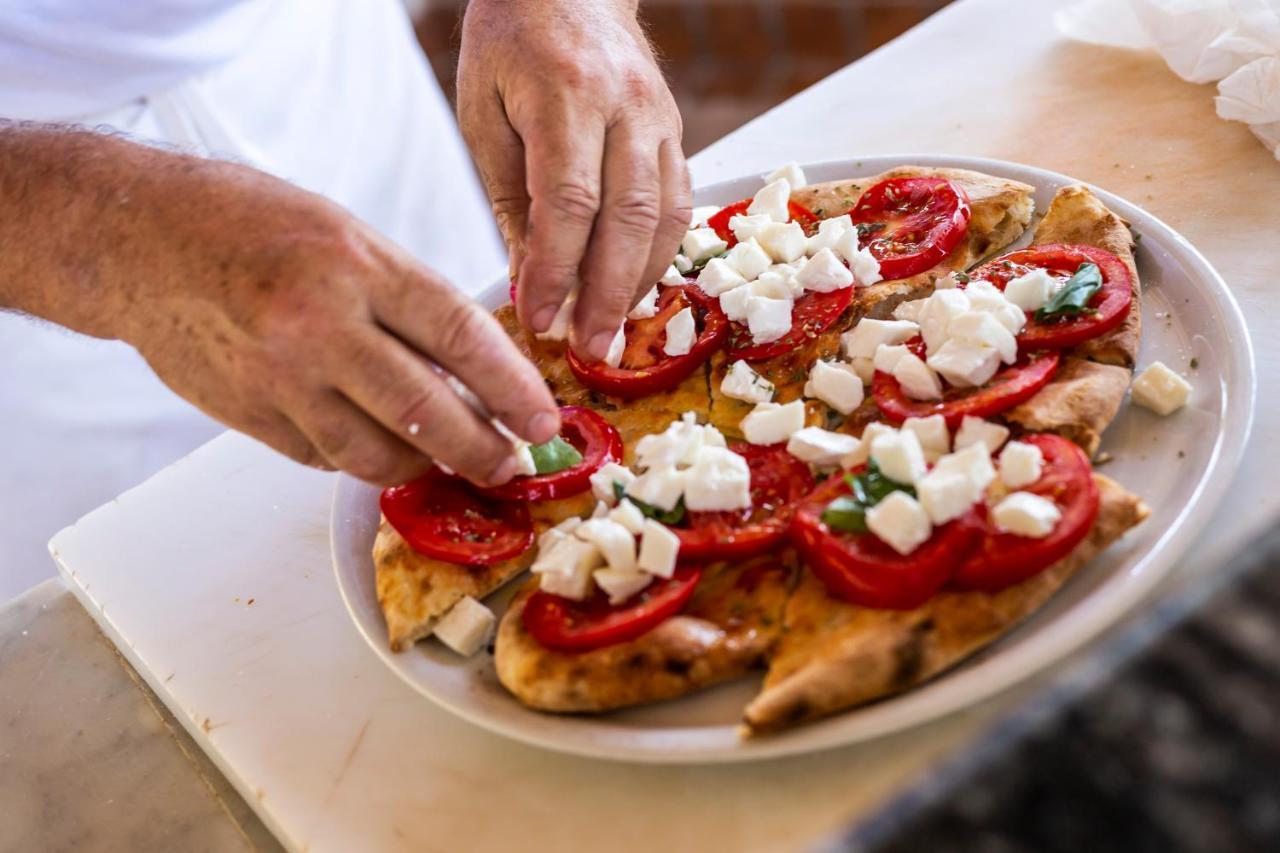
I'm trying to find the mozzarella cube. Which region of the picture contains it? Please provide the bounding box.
[999,440,1045,489]
[637,519,680,578]
[833,229,883,286]
[843,422,896,466]
[1004,268,1057,311]
[870,428,928,485]
[795,247,854,293]
[590,462,634,505]
[954,416,1010,454]
[683,446,752,511]
[842,318,920,360]
[804,359,864,415]
[931,442,997,494]
[850,356,876,385]
[719,283,751,322]
[1131,361,1193,415]
[902,414,950,462]
[917,469,979,526]
[894,351,943,401]
[663,306,696,357]
[591,499,609,518]
[918,289,971,351]
[873,343,910,374]
[806,215,855,254]
[659,267,685,289]
[892,298,927,323]
[866,491,933,556]
[593,568,654,605]
[747,178,792,222]
[786,426,861,467]
[729,213,772,244]
[749,270,792,301]
[575,518,638,572]
[673,253,693,273]
[992,492,1062,538]
[696,257,747,297]
[690,205,721,228]
[629,285,660,320]
[741,400,807,446]
[746,295,793,344]
[635,416,707,469]
[533,537,602,601]
[726,237,773,280]
[608,499,647,535]
[604,324,626,368]
[625,465,686,512]
[966,279,1026,334]
[926,339,1001,388]
[682,227,727,263]
[513,441,538,477]
[721,360,775,404]
[535,290,576,342]
[934,272,961,289]
[432,596,496,657]
[758,221,807,263]
[537,516,582,551]
[948,310,1018,364]
[765,161,807,190]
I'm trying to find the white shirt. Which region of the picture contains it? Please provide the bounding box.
[0,0,506,598]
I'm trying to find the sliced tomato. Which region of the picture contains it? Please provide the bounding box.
[848,176,971,280]
[789,473,983,609]
[968,244,1134,350]
[950,434,1099,592]
[381,468,533,566]
[566,284,727,400]
[522,564,703,652]
[673,443,815,562]
[725,286,854,362]
[706,199,822,247]
[479,407,621,502]
[873,345,1060,429]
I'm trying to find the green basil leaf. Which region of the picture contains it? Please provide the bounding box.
[612,481,685,525]
[821,495,868,533]
[827,461,915,533]
[1036,262,1102,322]
[529,436,583,475]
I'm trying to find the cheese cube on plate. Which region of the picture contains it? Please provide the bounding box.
[786,426,860,468]
[795,248,854,293]
[893,351,943,401]
[745,295,792,343]
[917,469,977,526]
[843,422,896,467]
[590,461,635,504]
[719,284,751,322]
[721,360,775,404]
[804,359,864,414]
[726,237,773,280]
[697,257,747,297]
[533,537,603,600]
[926,339,1001,388]
[765,161,807,189]
[604,324,626,368]
[637,519,680,578]
[757,221,807,263]
[575,518,638,572]
[663,306,696,357]
[608,499,647,535]
[841,318,919,360]
[992,492,1062,538]
[870,429,928,485]
[1004,268,1057,311]
[954,416,1010,454]
[948,310,1018,364]
[629,285,660,319]
[918,289,971,350]
[625,465,686,512]
[682,227,727,263]
[593,568,654,605]
[902,414,950,462]
[742,400,807,445]
[866,491,933,556]
[873,343,911,375]
[999,441,1044,489]
[729,213,772,244]
[1131,361,1193,415]
[433,596,496,657]
[747,178,793,222]
[684,446,752,511]
[806,215,854,254]
[833,230,883,286]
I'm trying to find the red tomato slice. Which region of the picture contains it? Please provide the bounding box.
[706,199,822,247]
[872,343,1060,430]
[381,468,534,566]
[950,434,1100,592]
[522,564,703,653]
[725,286,854,362]
[967,244,1134,350]
[789,473,983,609]
[673,443,815,562]
[478,407,622,502]
[566,284,727,400]
[849,177,971,280]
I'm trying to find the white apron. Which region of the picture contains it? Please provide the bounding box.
[0,0,505,598]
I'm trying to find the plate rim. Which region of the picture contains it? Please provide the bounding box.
[331,153,1256,764]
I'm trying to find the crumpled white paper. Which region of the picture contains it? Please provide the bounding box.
[1056,0,1280,159]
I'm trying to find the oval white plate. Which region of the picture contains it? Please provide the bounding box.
[332,155,1255,764]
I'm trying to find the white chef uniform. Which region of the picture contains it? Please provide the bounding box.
[0,0,506,597]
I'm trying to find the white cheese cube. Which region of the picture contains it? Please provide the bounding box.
[683,446,752,511]
[637,519,680,578]
[682,227,727,263]
[795,247,854,293]
[604,324,626,368]
[894,351,943,401]
[1004,268,1057,311]
[870,428,928,485]
[749,270,792,301]
[902,414,950,462]
[866,491,933,556]
[729,213,772,244]
[934,272,961,289]
[931,442,997,495]
[926,339,1001,388]
[432,596,496,657]
[659,266,686,288]
[663,306,696,357]
[745,295,793,344]
[635,415,709,470]
[842,318,920,360]
[747,178,792,222]
[954,416,1010,454]
[537,516,583,551]
[757,221,807,263]
[534,289,577,342]
[948,310,1018,364]
[833,229,883,286]
[804,359,864,414]
[992,492,1062,538]
[851,356,876,385]
[873,343,910,374]
[843,422,896,467]
[593,568,654,605]
[765,161,807,190]
[999,440,1045,489]
[726,237,773,280]
[741,400,807,446]
[719,283,751,322]
[629,285,660,320]
[786,426,861,468]
[806,215,855,254]
[673,253,693,273]
[608,499,647,535]
[696,257,748,297]
[918,289,971,351]
[591,500,609,518]
[589,462,634,505]
[625,465,686,512]
[721,360,775,404]
[690,206,721,228]
[1131,361,1193,415]
[892,298,927,323]
[513,441,538,477]
[575,518,637,572]
[533,537,602,601]
[966,280,1027,334]
[917,469,979,526]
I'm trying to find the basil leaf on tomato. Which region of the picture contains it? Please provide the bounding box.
[822,461,915,533]
[1036,262,1102,322]
[821,495,869,533]
[529,435,583,475]
[612,481,686,525]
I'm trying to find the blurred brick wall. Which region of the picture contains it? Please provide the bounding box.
[414,0,950,154]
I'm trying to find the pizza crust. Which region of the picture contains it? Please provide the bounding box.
[1002,357,1131,457]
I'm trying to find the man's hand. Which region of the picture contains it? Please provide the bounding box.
[0,126,560,486]
[457,0,692,361]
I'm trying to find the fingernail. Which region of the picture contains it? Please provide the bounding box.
[487,456,518,487]
[587,330,616,362]
[531,305,558,332]
[525,411,561,444]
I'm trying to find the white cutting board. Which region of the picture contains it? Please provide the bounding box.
[49,432,1032,853]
